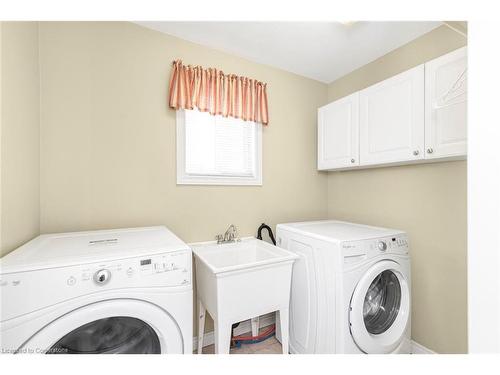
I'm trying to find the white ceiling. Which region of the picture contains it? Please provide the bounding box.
[135,21,442,83]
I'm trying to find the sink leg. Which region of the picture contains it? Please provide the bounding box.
[279,308,289,354]
[197,300,206,354]
[214,319,232,354]
[251,317,260,337]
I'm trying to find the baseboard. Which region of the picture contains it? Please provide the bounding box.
[410,340,436,354]
[193,317,435,354]
[192,313,276,351]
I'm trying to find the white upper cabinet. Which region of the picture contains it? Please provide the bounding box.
[317,47,467,171]
[317,92,359,170]
[425,47,467,159]
[359,65,425,166]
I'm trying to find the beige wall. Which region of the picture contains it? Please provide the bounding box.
[38,22,328,332]
[0,22,40,256]
[327,25,467,353]
[38,22,328,239]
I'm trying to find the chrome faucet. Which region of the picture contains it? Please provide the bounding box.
[216,224,240,244]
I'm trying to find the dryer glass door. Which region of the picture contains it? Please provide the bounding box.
[48,317,161,354]
[19,299,184,354]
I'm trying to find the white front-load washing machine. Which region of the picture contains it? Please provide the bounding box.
[276,220,411,354]
[0,226,192,354]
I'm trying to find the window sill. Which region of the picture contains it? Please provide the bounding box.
[177,175,262,186]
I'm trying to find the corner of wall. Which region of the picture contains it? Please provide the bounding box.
[0,21,4,251]
[326,24,467,102]
[324,24,468,353]
[0,22,41,256]
[36,21,42,236]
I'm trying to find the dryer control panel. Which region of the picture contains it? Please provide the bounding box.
[0,249,192,322]
[77,250,192,287]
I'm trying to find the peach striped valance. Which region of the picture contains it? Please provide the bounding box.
[168,60,269,125]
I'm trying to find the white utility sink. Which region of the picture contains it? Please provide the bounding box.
[191,238,298,354]
[193,238,297,274]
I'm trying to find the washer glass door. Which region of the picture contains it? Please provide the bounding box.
[349,260,410,354]
[48,317,161,354]
[363,270,401,335]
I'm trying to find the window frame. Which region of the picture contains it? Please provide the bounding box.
[176,109,263,186]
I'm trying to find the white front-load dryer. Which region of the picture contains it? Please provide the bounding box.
[276,220,411,354]
[0,226,193,354]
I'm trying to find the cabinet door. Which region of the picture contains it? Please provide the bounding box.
[359,65,425,165]
[425,47,467,159]
[317,92,359,170]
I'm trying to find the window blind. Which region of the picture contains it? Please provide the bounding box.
[184,109,257,177]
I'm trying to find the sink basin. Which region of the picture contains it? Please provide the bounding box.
[190,238,298,354]
[191,238,298,275]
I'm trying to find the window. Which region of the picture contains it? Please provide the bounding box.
[177,109,262,185]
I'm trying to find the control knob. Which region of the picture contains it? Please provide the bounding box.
[94,269,111,285]
[377,241,387,251]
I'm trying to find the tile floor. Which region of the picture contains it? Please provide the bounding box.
[201,331,283,354]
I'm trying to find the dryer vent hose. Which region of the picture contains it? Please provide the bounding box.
[256,223,276,245]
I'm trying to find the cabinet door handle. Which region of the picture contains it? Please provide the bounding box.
[350,158,355,163]
[427,148,434,154]
[413,150,420,156]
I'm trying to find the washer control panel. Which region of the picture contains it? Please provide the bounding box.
[376,235,409,253]
[341,234,409,265]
